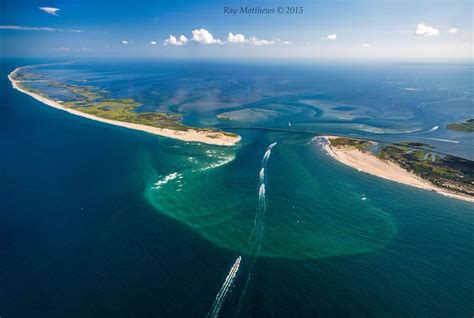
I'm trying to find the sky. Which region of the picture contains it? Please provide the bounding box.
[0,0,472,59]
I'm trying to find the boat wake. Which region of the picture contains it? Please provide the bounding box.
[259,168,265,182]
[208,256,242,318]
[249,141,276,243]
[235,141,277,314]
[207,142,277,317]
[416,137,459,144]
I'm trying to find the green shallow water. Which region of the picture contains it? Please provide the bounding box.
[145,133,398,259]
[3,59,473,317]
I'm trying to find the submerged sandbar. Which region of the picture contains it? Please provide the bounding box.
[8,66,241,146]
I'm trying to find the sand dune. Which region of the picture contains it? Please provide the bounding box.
[323,136,473,203]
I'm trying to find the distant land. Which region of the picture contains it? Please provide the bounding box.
[447,119,474,133]
[8,66,241,146]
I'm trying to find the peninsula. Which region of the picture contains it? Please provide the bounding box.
[324,136,474,203]
[8,66,241,146]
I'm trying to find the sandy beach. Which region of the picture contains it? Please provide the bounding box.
[323,136,474,203]
[8,67,241,146]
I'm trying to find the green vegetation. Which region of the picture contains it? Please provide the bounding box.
[50,82,108,102]
[64,98,193,131]
[330,136,473,197]
[447,119,474,133]
[12,71,43,81]
[15,70,239,139]
[392,142,434,149]
[12,67,241,142]
[379,145,474,196]
[329,137,372,151]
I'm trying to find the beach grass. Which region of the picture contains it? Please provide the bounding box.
[446,119,474,133]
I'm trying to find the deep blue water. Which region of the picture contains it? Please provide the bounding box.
[1,58,473,317]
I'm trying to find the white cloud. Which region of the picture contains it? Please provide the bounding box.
[179,35,188,44]
[448,27,459,34]
[321,34,337,40]
[163,35,188,46]
[192,29,222,44]
[150,41,157,45]
[39,7,60,16]
[248,36,274,46]
[0,25,81,32]
[121,40,129,44]
[415,24,439,36]
[362,43,370,47]
[163,29,284,47]
[227,32,246,43]
[227,32,283,45]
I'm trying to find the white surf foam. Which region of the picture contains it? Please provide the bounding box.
[152,172,182,189]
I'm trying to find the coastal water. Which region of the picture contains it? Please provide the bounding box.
[1,58,473,317]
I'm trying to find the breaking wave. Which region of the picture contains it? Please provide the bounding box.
[152,172,182,190]
[199,149,236,172]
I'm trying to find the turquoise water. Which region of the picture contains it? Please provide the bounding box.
[144,134,398,259]
[1,58,473,317]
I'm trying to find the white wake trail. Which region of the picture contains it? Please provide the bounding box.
[208,256,242,318]
[416,137,459,144]
[427,125,439,133]
[262,142,277,162]
[259,183,266,199]
[263,149,271,161]
[235,141,277,315]
[208,142,277,317]
[258,184,266,211]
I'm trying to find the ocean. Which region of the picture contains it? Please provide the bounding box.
[1,58,473,317]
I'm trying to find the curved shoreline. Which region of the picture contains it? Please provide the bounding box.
[322,136,473,203]
[8,67,241,146]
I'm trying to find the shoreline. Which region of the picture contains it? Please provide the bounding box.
[322,136,474,203]
[8,67,241,146]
